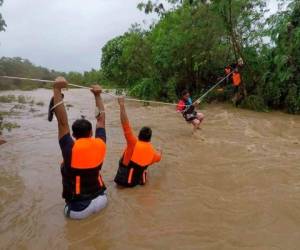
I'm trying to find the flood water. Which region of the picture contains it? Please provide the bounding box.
[0,89,300,250]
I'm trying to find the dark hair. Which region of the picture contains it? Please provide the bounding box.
[138,126,152,142]
[72,119,92,139]
[181,89,189,97]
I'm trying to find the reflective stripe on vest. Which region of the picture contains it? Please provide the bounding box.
[232,72,241,86]
[114,141,156,187]
[62,138,106,201]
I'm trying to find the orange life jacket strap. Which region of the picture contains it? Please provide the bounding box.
[98,175,104,187]
[75,176,80,195]
[128,168,134,184]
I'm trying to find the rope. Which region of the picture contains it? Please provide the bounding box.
[0,75,90,89]
[0,73,233,107]
[194,70,234,103]
[0,75,180,106]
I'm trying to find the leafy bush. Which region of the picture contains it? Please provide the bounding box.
[129,78,160,100]
[241,95,268,112]
[285,84,300,114]
[0,95,16,103]
[17,95,27,104]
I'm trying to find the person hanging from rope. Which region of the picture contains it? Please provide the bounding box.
[114,96,162,187]
[224,58,244,106]
[177,89,204,133]
[50,77,108,220]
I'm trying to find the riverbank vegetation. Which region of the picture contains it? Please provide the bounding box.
[0,57,103,90]
[100,0,299,114]
[0,94,46,134]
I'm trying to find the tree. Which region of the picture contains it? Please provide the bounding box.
[0,57,64,90]
[100,0,299,113]
[101,25,152,86]
[263,1,300,113]
[0,0,6,32]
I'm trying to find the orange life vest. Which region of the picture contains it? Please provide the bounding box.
[114,141,156,187]
[232,72,241,86]
[61,138,106,202]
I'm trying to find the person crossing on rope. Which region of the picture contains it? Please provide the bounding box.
[51,77,107,220]
[114,96,162,187]
[225,58,244,106]
[177,90,204,132]
[232,67,242,103]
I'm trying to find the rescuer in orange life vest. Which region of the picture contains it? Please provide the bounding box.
[114,96,162,187]
[50,77,107,219]
[225,58,244,106]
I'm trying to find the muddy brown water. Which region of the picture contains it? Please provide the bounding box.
[0,89,300,250]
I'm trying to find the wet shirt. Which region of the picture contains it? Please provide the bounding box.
[177,97,192,112]
[121,122,161,166]
[59,128,106,211]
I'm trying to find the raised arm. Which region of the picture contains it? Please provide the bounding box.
[53,77,70,139]
[118,96,129,124]
[118,96,137,145]
[91,85,105,129]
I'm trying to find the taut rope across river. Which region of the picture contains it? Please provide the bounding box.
[0,72,234,107]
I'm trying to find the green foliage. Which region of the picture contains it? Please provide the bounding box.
[0,94,35,105]
[129,78,161,100]
[0,57,105,90]
[102,1,267,103]
[285,84,300,114]
[0,95,16,103]
[0,120,20,132]
[0,57,61,90]
[100,0,300,114]
[17,95,27,104]
[263,1,300,113]
[0,0,6,32]
[101,25,152,87]
[241,95,268,112]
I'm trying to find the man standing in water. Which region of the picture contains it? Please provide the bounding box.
[114,97,162,187]
[177,90,204,133]
[51,77,107,219]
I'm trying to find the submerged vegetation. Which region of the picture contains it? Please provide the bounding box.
[0,94,45,133]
